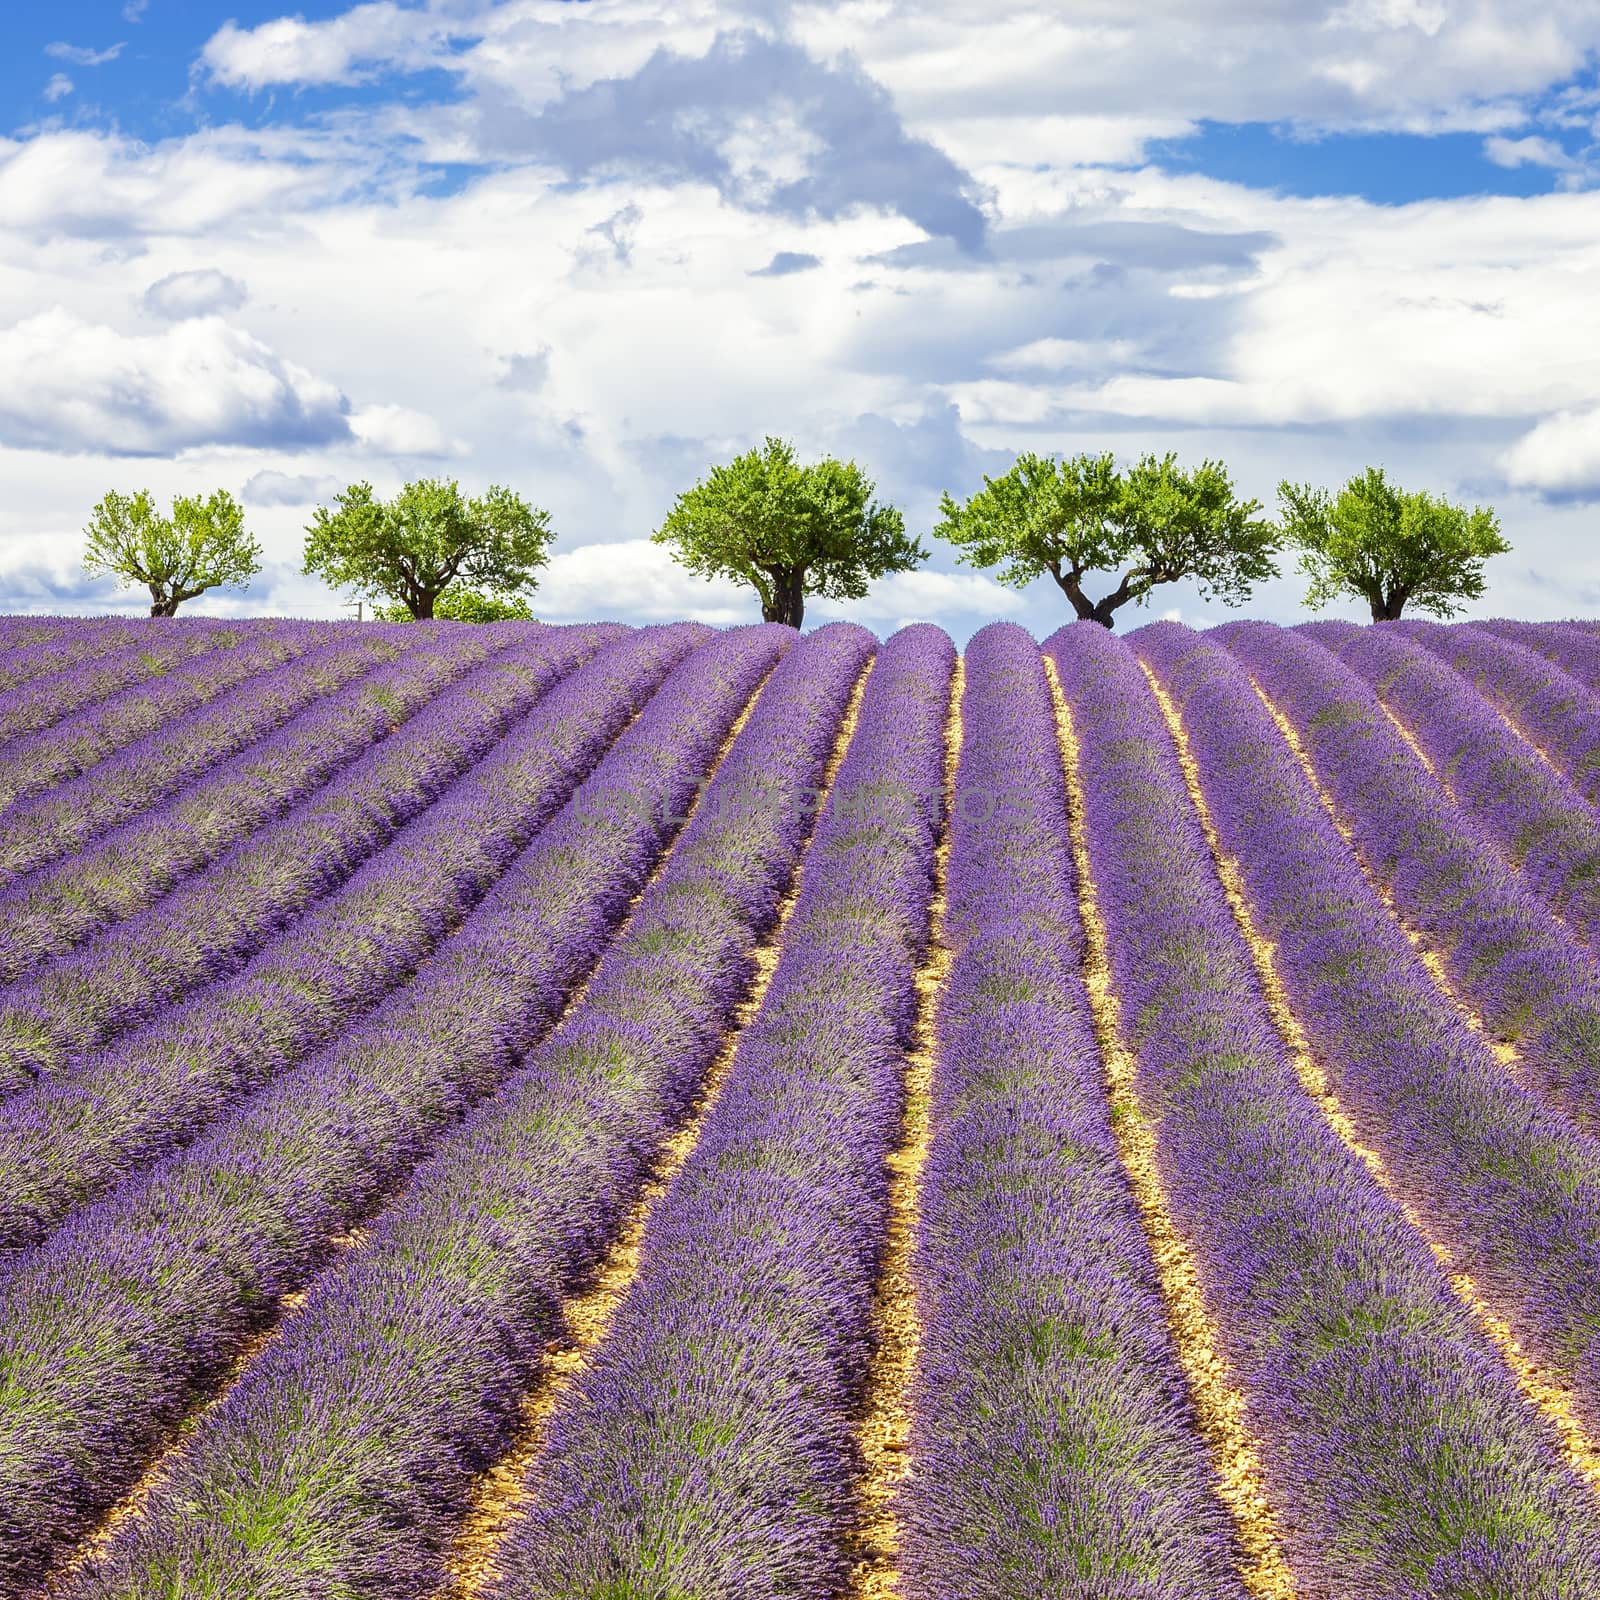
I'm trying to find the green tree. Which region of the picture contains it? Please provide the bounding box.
[653,436,925,629]
[374,588,535,623]
[304,478,553,620]
[933,450,1277,628]
[83,488,261,617]
[1276,466,1509,622]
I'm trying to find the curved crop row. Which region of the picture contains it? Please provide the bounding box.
[0,627,687,1241]
[0,615,88,653]
[0,623,605,985]
[0,619,343,811]
[1219,620,1600,1135]
[1137,623,1600,1442]
[1058,620,1600,1596]
[0,621,770,1589]
[0,620,245,739]
[1398,620,1600,806]
[1483,621,1600,699]
[901,623,1244,1600]
[0,627,616,1083]
[70,623,874,1599]
[483,626,951,1599]
[1306,620,1600,945]
[0,625,422,882]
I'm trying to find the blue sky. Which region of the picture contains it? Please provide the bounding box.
[3,0,1600,637]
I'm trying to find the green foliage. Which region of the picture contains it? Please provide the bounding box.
[82,488,261,617]
[303,478,553,620]
[374,589,536,623]
[933,451,1277,627]
[652,436,925,628]
[1276,466,1509,621]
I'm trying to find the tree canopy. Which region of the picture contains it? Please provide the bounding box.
[1276,466,1509,622]
[303,478,553,620]
[83,488,261,617]
[652,436,925,629]
[933,450,1277,628]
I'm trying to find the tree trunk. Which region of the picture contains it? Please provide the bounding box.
[759,568,805,629]
[1369,590,1406,622]
[149,591,179,618]
[1052,568,1127,629]
[409,590,436,620]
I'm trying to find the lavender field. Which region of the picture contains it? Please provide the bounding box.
[7,612,1600,1599]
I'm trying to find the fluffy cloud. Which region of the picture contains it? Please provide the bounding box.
[347,403,459,458]
[143,268,249,320]
[0,310,350,456]
[1500,408,1600,498]
[201,4,460,89]
[535,539,753,625]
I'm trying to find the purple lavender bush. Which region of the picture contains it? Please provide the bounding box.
[901,620,1246,1600]
[0,617,341,810]
[1307,620,1600,945]
[0,623,612,987]
[67,623,877,1598]
[1137,622,1600,1444]
[0,617,248,740]
[0,621,788,1587]
[482,624,950,1599]
[0,624,422,882]
[1397,620,1600,806]
[1219,619,1600,1134]
[0,627,680,1242]
[1057,619,1600,1597]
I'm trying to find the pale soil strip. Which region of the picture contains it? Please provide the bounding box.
[1142,662,1600,1500]
[1248,677,1527,1084]
[49,1225,371,1592]
[843,659,963,1600]
[441,661,874,1600]
[47,665,776,1595]
[1043,659,1297,1600]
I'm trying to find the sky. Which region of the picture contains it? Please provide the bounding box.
[2,0,1599,640]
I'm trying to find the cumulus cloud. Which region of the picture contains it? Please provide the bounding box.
[751,251,822,276]
[45,41,125,67]
[347,402,458,457]
[201,3,463,90]
[810,568,1027,626]
[536,538,753,625]
[1500,407,1600,498]
[0,310,350,456]
[143,268,249,320]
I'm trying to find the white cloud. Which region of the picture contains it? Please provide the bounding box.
[44,41,125,67]
[1500,407,1600,496]
[122,0,148,20]
[201,4,461,90]
[0,310,349,456]
[347,403,459,458]
[143,268,249,320]
[1485,134,1579,169]
[42,75,74,104]
[535,538,753,625]
[810,568,1027,625]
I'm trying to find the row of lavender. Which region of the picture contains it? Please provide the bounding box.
[70,621,875,1595]
[8,616,1600,1594]
[0,621,742,1585]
